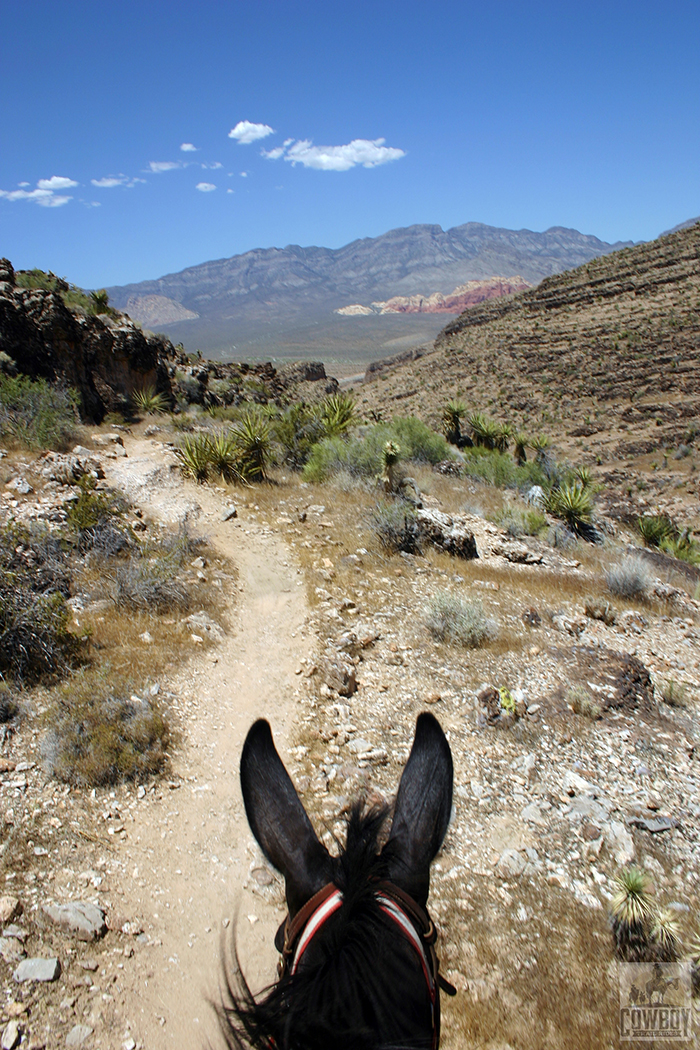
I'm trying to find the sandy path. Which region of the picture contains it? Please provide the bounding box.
[103,437,307,1049]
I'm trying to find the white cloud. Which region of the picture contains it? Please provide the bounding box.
[91,174,144,188]
[0,186,71,207]
[261,146,286,161]
[226,188,234,194]
[180,143,198,152]
[200,161,223,169]
[92,175,126,187]
[148,161,182,173]
[263,137,406,171]
[240,171,248,177]
[37,194,72,207]
[228,120,274,144]
[196,182,216,192]
[37,175,78,191]
[18,182,30,187]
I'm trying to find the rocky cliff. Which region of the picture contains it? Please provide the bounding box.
[0,259,176,423]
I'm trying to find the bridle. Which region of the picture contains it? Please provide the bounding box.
[275,881,456,1049]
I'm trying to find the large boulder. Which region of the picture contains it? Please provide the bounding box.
[416,509,478,559]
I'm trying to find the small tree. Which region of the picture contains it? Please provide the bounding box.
[90,289,110,314]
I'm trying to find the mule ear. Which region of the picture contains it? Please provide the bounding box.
[240,720,332,916]
[382,713,453,907]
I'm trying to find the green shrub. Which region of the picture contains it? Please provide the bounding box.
[302,417,452,483]
[0,523,81,683]
[659,531,700,566]
[390,416,452,464]
[0,374,79,451]
[566,685,601,719]
[273,402,325,468]
[493,506,547,538]
[460,446,546,488]
[424,591,496,648]
[42,666,171,786]
[368,501,422,554]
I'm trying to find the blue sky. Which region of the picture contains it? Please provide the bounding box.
[1,0,698,288]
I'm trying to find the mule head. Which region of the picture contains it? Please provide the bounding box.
[240,712,453,916]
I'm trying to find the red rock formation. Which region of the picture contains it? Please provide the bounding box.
[372,276,531,314]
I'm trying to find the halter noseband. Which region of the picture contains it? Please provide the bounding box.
[276,881,456,1049]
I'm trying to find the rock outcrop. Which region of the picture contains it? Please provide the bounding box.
[0,259,175,423]
[337,276,532,316]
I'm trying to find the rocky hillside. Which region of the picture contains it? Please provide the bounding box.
[105,222,632,368]
[358,222,700,466]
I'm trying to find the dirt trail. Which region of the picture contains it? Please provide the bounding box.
[104,437,307,1049]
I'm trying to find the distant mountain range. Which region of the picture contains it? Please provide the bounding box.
[106,221,634,373]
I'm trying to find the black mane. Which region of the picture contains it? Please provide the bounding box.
[216,803,434,1050]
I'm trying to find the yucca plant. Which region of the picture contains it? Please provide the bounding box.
[467,411,489,447]
[660,529,700,566]
[380,440,402,492]
[513,433,529,466]
[573,465,595,489]
[320,393,357,438]
[233,410,273,481]
[545,482,594,535]
[637,514,675,548]
[530,433,552,464]
[175,433,212,482]
[442,400,467,445]
[208,430,246,484]
[89,289,110,314]
[131,385,169,415]
[494,423,513,454]
[611,866,654,961]
[650,907,683,962]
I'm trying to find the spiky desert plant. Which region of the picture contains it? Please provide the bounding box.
[131,385,169,415]
[573,465,595,489]
[208,430,246,484]
[233,410,273,481]
[545,482,594,535]
[660,529,700,565]
[637,514,675,548]
[531,433,552,464]
[89,289,110,314]
[493,423,513,454]
[175,433,212,482]
[467,411,489,447]
[380,440,402,492]
[611,866,654,961]
[320,392,357,438]
[513,432,529,466]
[442,400,467,445]
[650,907,683,962]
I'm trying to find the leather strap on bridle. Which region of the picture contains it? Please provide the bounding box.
[276,881,456,1049]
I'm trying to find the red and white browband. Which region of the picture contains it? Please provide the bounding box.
[291,886,435,1003]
